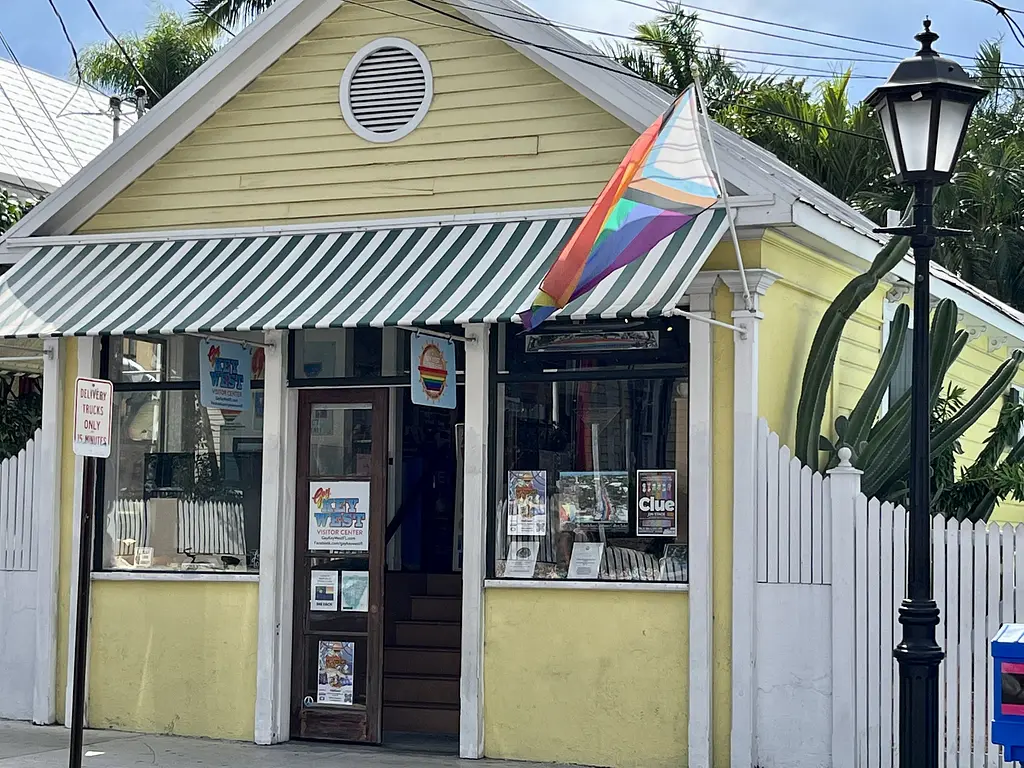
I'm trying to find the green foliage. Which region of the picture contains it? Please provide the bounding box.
[77,10,218,105]
[0,188,35,235]
[190,0,277,33]
[0,378,42,461]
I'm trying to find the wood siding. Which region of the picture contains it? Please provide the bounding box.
[78,0,636,233]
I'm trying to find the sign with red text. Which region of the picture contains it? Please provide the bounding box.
[73,377,113,458]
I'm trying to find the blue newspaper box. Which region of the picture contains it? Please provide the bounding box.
[992,624,1024,761]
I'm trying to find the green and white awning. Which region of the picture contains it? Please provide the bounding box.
[0,210,727,338]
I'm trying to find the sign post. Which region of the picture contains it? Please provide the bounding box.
[69,377,112,768]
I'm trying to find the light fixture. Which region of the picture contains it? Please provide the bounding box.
[865,19,986,186]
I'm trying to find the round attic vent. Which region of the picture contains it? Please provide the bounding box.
[340,38,433,143]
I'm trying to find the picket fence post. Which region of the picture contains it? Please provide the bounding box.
[829,447,862,768]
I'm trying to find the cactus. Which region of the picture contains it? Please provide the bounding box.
[794,211,912,471]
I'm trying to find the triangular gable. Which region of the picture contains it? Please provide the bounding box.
[2,0,783,245]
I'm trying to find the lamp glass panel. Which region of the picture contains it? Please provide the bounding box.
[892,98,934,172]
[934,99,971,174]
[877,101,902,174]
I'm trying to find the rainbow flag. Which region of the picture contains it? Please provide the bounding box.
[519,86,721,330]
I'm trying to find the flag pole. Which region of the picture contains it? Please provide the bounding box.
[689,66,754,313]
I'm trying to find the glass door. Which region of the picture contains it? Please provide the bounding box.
[290,389,388,742]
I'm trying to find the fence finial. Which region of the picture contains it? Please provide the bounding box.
[837,446,853,467]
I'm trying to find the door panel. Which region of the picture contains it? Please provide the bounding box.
[291,389,388,743]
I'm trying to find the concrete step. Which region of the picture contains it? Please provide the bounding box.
[384,674,460,706]
[383,702,459,735]
[384,647,461,677]
[410,595,462,622]
[395,620,461,649]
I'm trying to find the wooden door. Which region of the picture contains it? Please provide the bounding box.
[291,388,388,742]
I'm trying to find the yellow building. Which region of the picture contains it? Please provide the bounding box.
[1,2,1023,767]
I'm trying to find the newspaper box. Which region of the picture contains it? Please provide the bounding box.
[992,624,1024,761]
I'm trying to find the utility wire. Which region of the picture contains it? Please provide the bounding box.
[974,0,1024,49]
[183,0,235,37]
[82,0,162,100]
[0,28,82,168]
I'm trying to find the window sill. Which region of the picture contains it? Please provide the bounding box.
[484,579,688,592]
[92,571,258,583]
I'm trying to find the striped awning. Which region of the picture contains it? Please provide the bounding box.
[0,209,727,338]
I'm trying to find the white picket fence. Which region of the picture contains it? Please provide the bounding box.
[755,418,1024,768]
[0,428,39,571]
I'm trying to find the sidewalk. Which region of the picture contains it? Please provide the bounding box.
[0,721,579,768]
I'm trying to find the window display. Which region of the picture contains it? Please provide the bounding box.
[490,321,689,583]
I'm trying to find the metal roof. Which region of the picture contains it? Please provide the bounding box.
[0,57,129,195]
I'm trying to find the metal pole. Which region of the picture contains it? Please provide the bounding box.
[895,180,943,768]
[68,455,96,768]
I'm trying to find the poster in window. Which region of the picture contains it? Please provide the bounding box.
[636,469,678,537]
[503,540,539,578]
[340,571,370,612]
[316,640,354,705]
[567,541,605,579]
[558,471,629,531]
[308,481,370,552]
[199,339,251,411]
[310,570,339,611]
[507,470,547,536]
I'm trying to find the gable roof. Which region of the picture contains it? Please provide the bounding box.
[1,0,1021,346]
[0,58,129,196]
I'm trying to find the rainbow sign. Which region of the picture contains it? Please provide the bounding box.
[411,333,456,410]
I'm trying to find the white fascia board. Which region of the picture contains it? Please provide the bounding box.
[790,201,1024,345]
[0,0,342,242]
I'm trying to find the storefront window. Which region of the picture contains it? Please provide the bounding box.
[490,321,689,583]
[291,327,466,382]
[101,336,264,572]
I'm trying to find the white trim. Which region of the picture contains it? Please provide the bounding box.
[65,337,97,728]
[32,336,63,725]
[0,0,344,242]
[718,270,779,768]
[255,329,292,745]
[339,37,433,144]
[91,571,259,583]
[880,294,913,415]
[685,272,717,768]
[483,579,689,592]
[1012,385,1024,443]
[1,197,777,253]
[459,322,488,760]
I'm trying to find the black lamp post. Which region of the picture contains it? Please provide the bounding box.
[865,20,986,768]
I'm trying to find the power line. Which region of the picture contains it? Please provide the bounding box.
[82,0,162,101]
[183,0,235,37]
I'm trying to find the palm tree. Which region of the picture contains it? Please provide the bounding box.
[606,5,771,114]
[191,0,278,34]
[77,10,218,106]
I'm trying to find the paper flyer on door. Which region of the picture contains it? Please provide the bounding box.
[317,640,354,705]
[308,481,370,552]
[341,571,370,612]
[636,469,678,536]
[310,570,338,611]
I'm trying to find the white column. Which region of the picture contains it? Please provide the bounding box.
[33,337,64,724]
[828,448,861,768]
[685,273,718,768]
[720,269,779,768]
[65,337,98,727]
[459,323,489,759]
[254,330,293,745]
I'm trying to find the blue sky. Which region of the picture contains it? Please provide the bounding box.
[1,0,1020,101]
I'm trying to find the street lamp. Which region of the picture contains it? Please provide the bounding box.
[865,19,986,768]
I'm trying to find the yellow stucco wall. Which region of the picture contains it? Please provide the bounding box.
[78,0,636,233]
[87,581,258,740]
[483,588,689,768]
